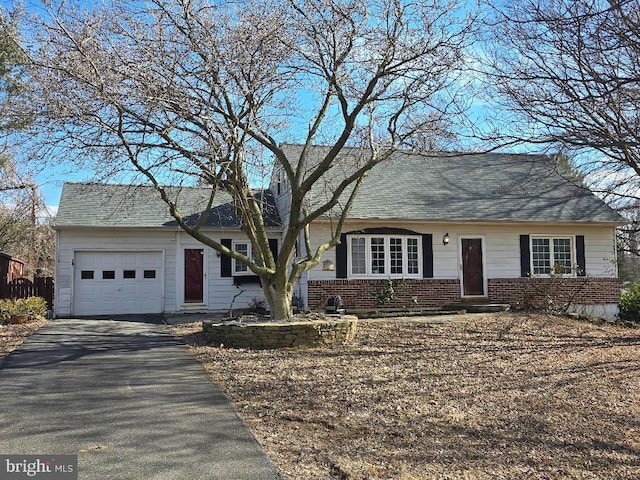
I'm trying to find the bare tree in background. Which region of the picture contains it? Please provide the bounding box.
[0,187,31,254]
[483,0,640,250]
[0,9,54,275]
[0,155,55,275]
[482,0,640,279]
[14,0,476,318]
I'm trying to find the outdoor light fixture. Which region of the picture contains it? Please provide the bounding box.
[323,259,335,271]
[443,233,450,245]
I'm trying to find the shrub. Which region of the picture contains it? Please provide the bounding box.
[619,283,640,323]
[22,297,48,317]
[375,279,396,305]
[246,297,268,315]
[520,267,589,314]
[0,297,48,324]
[0,299,12,324]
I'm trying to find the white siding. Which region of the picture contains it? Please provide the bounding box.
[55,228,275,317]
[176,232,266,312]
[55,229,178,317]
[55,220,618,317]
[298,221,618,314]
[305,221,618,282]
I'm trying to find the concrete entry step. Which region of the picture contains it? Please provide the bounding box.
[443,303,511,313]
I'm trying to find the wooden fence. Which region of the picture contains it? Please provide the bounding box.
[0,276,54,310]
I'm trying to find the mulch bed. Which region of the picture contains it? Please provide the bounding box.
[172,313,640,479]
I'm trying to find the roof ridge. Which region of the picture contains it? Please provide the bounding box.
[62,181,272,193]
[279,143,550,159]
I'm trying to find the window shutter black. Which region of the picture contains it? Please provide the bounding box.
[520,235,530,277]
[269,238,278,263]
[336,233,347,278]
[221,238,232,277]
[422,234,433,278]
[576,235,586,276]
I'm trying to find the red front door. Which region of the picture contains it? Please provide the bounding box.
[462,238,484,296]
[184,249,204,303]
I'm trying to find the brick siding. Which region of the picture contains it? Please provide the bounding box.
[488,277,621,308]
[308,279,461,311]
[308,277,620,311]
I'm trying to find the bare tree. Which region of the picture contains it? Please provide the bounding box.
[0,5,53,275]
[0,7,33,196]
[0,161,54,276]
[0,192,30,254]
[483,0,640,206]
[16,0,475,319]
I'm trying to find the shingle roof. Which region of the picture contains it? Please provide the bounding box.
[57,147,623,229]
[55,183,282,229]
[281,144,624,224]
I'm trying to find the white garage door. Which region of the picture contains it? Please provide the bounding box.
[73,251,164,315]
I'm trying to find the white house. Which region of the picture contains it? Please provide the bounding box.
[273,145,624,319]
[54,146,624,318]
[54,184,282,317]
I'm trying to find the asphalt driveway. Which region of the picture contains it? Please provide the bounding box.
[0,318,282,479]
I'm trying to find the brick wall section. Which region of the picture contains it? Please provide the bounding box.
[308,279,461,310]
[308,277,620,311]
[488,277,621,307]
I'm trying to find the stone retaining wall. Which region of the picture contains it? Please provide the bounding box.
[202,316,358,349]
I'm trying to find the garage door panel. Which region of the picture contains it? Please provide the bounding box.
[99,254,117,267]
[120,299,139,312]
[74,251,163,316]
[141,283,160,295]
[97,283,118,295]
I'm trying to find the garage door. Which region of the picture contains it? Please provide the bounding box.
[73,251,163,315]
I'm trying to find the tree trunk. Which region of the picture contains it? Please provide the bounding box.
[262,277,294,320]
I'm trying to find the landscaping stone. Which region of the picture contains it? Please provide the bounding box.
[202,315,358,349]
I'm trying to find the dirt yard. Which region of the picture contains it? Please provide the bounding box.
[0,318,47,363]
[172,313,640,480]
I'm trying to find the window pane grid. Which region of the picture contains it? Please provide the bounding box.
[234,243,249,273]
[347,235,420,277]
[390,238,403,274]
[407,238,419,274]
[532,237,573,275]
[553,238,572,274]
[351,238,366,275]
[532,238,551,274]
[370,237,385,274]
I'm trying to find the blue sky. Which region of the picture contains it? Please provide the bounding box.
[37,164,68,211]
[25,0,501,211]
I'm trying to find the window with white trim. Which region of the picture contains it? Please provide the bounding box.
[350,237,367,275]
[407,238,419,275]
[233,241,256,275]
[348,235,421,277]
[531,236,573,275]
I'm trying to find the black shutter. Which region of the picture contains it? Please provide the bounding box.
[422,233,433,278]
[221,238,232,277]
[576,235,586,276]
[268,238,278,263]
[336,233,347,278]
[520,235,530,277]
